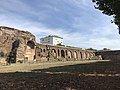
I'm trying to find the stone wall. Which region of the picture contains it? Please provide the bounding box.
[36,44,95,62]
[95,50,120,61]
[0,57,7,65]
[0,26,97,64]
[0,26,36,63]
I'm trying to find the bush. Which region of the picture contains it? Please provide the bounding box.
[0,51,4,57]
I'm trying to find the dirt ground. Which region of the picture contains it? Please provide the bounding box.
[0,60,120,90]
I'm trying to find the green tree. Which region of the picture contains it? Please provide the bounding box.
[92,0,120,33]
[86,48,97,52]
[0,51,4,57]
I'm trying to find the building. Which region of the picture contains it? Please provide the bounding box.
[40,35,63,45]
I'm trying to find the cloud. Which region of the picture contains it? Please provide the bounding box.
[1,14,120,50]
[0,0,120,50]
[67,0,93,8]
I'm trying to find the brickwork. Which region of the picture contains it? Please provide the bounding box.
[96,50,120,60]
[0,26,96,64]
[0,26,36,63]
[35,44,95,62]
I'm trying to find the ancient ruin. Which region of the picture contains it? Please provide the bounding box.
[0,26,36,64]
[0,26,102,64]
[36,44,95,62]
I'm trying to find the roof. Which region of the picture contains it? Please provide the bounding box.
[41,35,63,39]
[48,35,63,39]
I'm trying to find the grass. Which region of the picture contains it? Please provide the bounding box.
[0,60,120,90]
[0,60,109,72]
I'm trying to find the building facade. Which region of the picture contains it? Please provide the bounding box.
[40,35,63,45]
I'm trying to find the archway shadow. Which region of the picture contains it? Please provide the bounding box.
[8,39,20,63]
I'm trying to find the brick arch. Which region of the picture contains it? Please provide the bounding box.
[57,49,60,57]
[25,40,35,61]
[65,50,68,56]
[35,44,96,61]
[27,40,35,49]
[73,51,78,59]
[85,52,88,59]
[67,50,72,59]
[86,52,91,60]
[89,52,95,59]
[51,49,57,58]
[80,52,83,60]
[61,50,65,58]
[82,51,87,60]
[86,52,90,60]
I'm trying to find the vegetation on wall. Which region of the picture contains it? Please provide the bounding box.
[0,50,4,57]
[57,43,65,46]
[86,48,97,52]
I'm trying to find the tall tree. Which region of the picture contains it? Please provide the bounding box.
[92,0,120,33]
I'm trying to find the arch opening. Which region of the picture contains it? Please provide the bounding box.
[27,41,35,49]
[74,51,78,59]
[25,40,35,62]
[61,50,65,58]
[67,50,72,59]
[52,49,57,58]
[80,52,83,59]
[58,49,60,56]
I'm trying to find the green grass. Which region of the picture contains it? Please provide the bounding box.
[0,60,109,73]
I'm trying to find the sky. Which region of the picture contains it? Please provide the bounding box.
[0,0,120,50]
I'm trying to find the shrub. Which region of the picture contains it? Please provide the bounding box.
[0,51,4,57]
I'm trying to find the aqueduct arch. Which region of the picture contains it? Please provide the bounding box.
[58,49,60,57]
[80,52,83,59]
[61,50,65,58]
[35,44,95,61]
[25,40,36,61]
[73,51,78,59]
[51,49,57,58]
[67,50,72,59]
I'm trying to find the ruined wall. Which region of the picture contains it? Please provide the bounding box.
[0,26,97,64]
[36,44,95,62]
[95,50,120,61]
[0,26,36,63]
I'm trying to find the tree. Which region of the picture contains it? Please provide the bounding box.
[86,48,97,52]
[92,0,120,33]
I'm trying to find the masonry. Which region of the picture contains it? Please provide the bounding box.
[96,50,120,61]
[35,44,95,62]
[0,26,36,63]
[0,26,96,64]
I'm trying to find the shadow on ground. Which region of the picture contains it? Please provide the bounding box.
[0,60,120,90]
[32,60,120,74]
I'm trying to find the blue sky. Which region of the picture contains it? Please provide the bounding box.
[0,0,120,50]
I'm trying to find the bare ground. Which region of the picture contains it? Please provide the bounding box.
[0,60,120,90]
